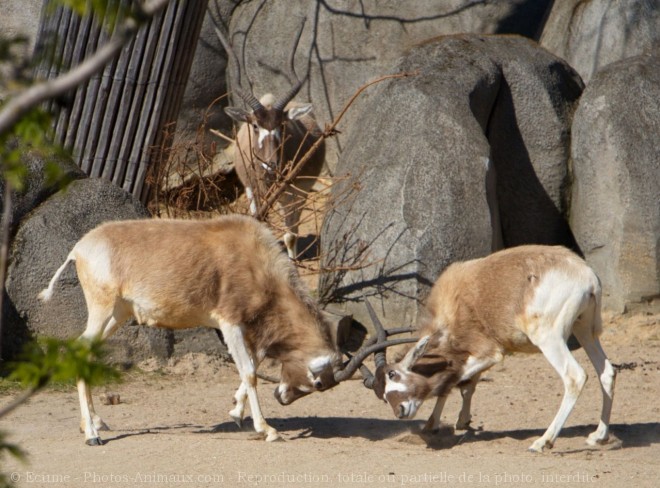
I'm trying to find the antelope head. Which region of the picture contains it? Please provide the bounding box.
[361,303,460,420]
[217,22,312,175]
[224,86,313,174]
[274,352,341,405]
[274,302,417,405]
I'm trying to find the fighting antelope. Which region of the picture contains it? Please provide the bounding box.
[218,26,325,259]
[38,215,403,445]
[363,245,616,452]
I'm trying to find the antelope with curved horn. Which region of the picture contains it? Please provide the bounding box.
[216,24,325,259]
[362,245,616,453]
[38,215,406,445]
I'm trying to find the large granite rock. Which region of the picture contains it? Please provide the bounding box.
[4,177,161,362]
[540,0,660,83]
[320,34,584,327]
[0,147,86,238]
[224,0,554,172]
[570,52,660,312]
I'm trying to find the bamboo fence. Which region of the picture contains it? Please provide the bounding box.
[33,0,208,203]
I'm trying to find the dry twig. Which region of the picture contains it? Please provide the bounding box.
[255,71,418,221]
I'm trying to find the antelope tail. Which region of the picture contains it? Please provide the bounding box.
[38,253,76,302]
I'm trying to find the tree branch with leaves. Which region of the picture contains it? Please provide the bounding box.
[0,1,172,485]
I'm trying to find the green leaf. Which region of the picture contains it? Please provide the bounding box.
[54,0,136,32]
[8,338,120,389]
[0,431,26,462]
[0,431,26,488]
[3,162,27,192]
[56,0,95,17]
[0,107,59,192]
[44,161,68,188]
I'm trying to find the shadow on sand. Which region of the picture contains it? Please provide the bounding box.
[400,422,659,451]
[99,417,659,451]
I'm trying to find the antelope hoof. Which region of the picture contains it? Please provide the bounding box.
[455,419,472,430]
[422,421,440,434]
[230,414,243,429]
[85,437,103,447]
[586,431,608,446]
[265,430,283,442]
[528,438,552,453]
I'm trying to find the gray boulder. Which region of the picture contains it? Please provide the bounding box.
[5,177,163,363]
[320,34,583,327]
[570,52,660,313]
[0,0,42,54]
[5,175,232,363]
[0,147,86,238]
[540,0,660,83]
[225,0,554,172]
[173,1,235,151]
[484,38,583,252]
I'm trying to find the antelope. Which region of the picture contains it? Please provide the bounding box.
[38,215,403,445]
[363,245,616,452]
[218,26,325,259]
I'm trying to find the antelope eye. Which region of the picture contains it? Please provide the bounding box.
[313,379,323,390]
[388,370,397,380]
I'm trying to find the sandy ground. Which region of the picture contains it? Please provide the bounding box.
[2,311,659,488]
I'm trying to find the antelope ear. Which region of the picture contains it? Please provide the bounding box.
[400,335,431,371]
[224,106,251,122]
[410,355,451,377]
[286,103,313,120]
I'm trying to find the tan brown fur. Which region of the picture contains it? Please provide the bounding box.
[230,97,326,258]
[79,217,299,327]
[373,245,615,452]
[233,100,325,198]
[40,214,340,444]
[421,245,590,357]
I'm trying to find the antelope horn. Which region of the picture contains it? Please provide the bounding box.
[236,88,266,113]
[360,302,417,388]
[212,24,264,113]
[273,19,307,112]
[362,300,387,388]
[357,327,417,350]
[336,301,416,385]
[273,78,305,112]
[365,300,388,369]
[334,337,417,383]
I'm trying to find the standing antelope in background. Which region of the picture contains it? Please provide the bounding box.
[38,215,400,445]
[218,26,325,259]
[363,245,616,452]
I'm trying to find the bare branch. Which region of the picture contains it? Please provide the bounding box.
[255,70,418,220]
[209,128,236,145]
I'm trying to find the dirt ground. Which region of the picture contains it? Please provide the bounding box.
[2,311,659,488]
